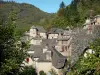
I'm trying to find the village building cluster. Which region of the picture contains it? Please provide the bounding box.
[21,15,100,75]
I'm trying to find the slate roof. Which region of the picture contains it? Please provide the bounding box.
[27,38,67,69]
[31,25,46,32]
[41,39,57,47]
[63,30,72,36]
[31,25,36,29]
[28,45,43,57]
[50,47,66,69]
[48,28,64,34]
[28,42,52,62]
[32,36,42,40]
[37,52,51,62]
[57,37,70,41]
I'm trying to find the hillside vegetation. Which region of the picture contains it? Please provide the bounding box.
[52,0,100,28]
[0,0,100,30]
[0,1,54,31]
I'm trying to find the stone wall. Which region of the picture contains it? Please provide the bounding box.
[70,25,100,65]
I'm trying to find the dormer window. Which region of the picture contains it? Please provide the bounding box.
[46,51,51,60]
[43,48,47,53]
[43,45,48,53]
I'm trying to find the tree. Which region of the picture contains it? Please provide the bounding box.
[51,16,69,29]
[39,70,46,75]
[49,69,58,75]
[0,11,26,75]
[60,1,65,9]
[19,66,37,75]
[57,1,65,17]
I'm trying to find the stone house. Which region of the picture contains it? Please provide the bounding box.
[30,25,47,39]
[83,15,100,34]
[95,15,100,25]
[55,30,72,57]
[48,28,64,39]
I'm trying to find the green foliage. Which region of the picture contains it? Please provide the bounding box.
[52,16,69,29]
[49,69,58,75]
[0,11,26,75]
[39,70,46,75]
[57,8,65,17]
[57,1,65,17]
[1,0,100,30]
[60,1,65,9]
[0,1,54,31]
[19,66,37,75]
[52,0,100,28]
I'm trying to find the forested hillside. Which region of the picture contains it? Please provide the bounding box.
[0,1,54,31]
[52,0,100,28]
[0,0,100,30]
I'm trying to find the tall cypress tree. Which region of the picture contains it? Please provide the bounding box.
[60,1,65,9]
[57,1,65,17]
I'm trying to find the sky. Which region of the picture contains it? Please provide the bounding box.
[4,0,72,13]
